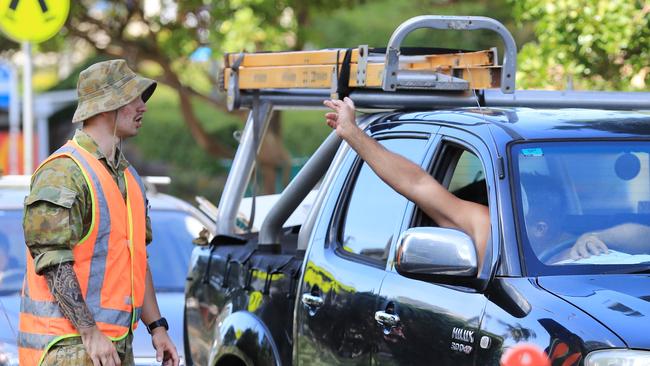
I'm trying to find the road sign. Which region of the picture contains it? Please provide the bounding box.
[0,61,19,174]
[0,0,70,43]
[0,62,11,109]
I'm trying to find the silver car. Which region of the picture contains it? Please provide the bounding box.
[0,175,214,366]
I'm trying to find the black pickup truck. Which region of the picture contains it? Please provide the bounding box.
[184,16,650,366]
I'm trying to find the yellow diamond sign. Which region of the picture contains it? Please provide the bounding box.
[0,0,69,43]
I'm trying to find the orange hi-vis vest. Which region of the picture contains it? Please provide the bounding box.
[18,140,148,366]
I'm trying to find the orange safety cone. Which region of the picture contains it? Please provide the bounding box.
[500,343,551,366]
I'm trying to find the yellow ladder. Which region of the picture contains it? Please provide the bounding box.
[222,46,502,92]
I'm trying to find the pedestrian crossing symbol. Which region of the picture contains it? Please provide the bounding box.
[0,0,69,43]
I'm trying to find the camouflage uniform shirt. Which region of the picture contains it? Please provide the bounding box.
[24,129,152,274]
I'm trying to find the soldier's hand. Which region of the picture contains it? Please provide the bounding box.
[151,328,179,366]
[80,326,121,366]
[569,233,609,260]
[324,97,357,139]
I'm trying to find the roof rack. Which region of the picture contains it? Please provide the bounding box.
[223,15,518,110]
[222,15,650,112]
[214,15,650,238]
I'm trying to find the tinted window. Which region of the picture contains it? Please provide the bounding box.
[448,150,488,206]
[340,137,428,263]
[513,142,650,271]
[0,209,26,293]
[147,210,206,290]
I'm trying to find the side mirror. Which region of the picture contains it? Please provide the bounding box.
[395,227,478,278]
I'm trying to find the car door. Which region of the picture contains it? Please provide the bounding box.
[295,124,436,365]
[374,129,499,365]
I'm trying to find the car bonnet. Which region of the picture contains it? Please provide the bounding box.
[537,274,650,349]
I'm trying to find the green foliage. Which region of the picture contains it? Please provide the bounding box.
[282,110,331,157]
[132,84,240,201]
[165,0,363,60]
[305,0,521,52]
[0,36,18,54]
[512,0,650,90]
[132,84,330,202]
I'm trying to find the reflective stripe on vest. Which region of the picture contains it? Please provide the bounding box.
[18,140,148,366]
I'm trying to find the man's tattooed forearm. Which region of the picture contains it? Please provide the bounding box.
[43,263,96,329]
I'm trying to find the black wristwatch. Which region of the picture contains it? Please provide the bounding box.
[146,317,169,334]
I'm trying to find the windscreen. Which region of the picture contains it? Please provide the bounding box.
[512,141,650,273]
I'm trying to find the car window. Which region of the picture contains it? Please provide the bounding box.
[448,150,488,206]
[413,144,488,228]
[0,209,27,293]
[339,137,428,264]
[147,210,206,291]
[513,141,650,271]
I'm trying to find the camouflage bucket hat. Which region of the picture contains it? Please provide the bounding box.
[71,59,157,123]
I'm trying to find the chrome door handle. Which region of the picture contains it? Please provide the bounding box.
[301,293,324,308]
[375,311,400,327]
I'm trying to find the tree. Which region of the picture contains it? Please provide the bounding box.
[512,0,650,90]
[60,0,361,193]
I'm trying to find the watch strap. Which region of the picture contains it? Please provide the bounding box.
[146,317,168,334]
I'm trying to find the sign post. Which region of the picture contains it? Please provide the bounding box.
[0,0,70,173]
[21,41,33,173]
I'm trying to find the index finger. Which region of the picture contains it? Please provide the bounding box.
[112,349,121,366]
[343,96,355,108]
[323,99,339,110]
[595,240,609,254]
[164,348,180,366]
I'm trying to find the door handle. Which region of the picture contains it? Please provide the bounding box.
[301,293,324,308]
[375,311,400,327]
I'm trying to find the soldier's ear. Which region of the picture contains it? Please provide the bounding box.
[97,110,119,123]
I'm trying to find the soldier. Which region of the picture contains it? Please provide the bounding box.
[19,60,179,366]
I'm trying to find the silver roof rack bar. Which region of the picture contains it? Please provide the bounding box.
[238,89,650,111]
[258,131,342,246]
[484,90,650,110]
[382,15,517,94]
[216,98,274,236]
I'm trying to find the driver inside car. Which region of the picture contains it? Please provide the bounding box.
[521,173,650,263]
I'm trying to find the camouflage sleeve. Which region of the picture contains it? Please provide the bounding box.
[23,157,90,275]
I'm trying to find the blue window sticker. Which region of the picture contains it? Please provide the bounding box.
[521,148,544,157]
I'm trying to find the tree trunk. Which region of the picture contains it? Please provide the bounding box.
[160,62,234,159]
